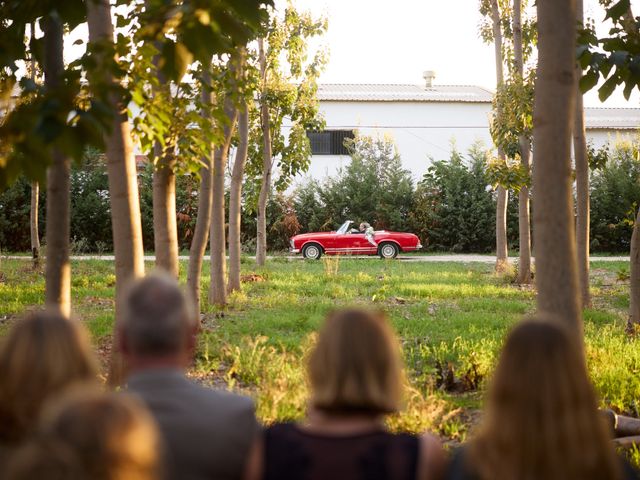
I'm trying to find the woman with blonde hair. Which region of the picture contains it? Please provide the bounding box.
[0,310,99,448]
[245,308,445,480]
[447,316,637,480]
[6,388,161,480]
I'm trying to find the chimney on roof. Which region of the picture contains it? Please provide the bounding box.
[423,70,436,89]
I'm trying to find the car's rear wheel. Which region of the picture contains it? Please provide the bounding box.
[378,242,399,259]
[302,243,323,260]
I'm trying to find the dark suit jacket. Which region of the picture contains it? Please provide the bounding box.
[127,368,259,480]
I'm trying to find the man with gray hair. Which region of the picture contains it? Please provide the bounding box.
[121,272,258,480]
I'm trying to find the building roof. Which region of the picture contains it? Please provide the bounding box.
[317,83,494,103]
[584,107,640,130]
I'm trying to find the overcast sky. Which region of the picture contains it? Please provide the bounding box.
[290,0,640,108]
[62,0,640,107]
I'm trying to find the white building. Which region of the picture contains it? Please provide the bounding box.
[292,77,640,182]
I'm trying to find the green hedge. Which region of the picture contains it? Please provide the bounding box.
[1,141,638,254]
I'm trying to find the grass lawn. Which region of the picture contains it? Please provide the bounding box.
[0,257,637,444]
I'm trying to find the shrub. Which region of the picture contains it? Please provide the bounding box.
[69,152,112,252]
[138,163,200,252]
[0,176,45,252]
[411,144,496,252]
[292,133,415,235]
[590,141,640,253]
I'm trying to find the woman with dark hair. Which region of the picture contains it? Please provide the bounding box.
[448,316,637,480]
[244,308,446,480]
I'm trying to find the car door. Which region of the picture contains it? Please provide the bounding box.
[353,233,377,254]
[332,231,360,254]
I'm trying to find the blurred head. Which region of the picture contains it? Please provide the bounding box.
[120,272,197,365]
[308,308,403,415]
[469,315,621,480]
[359,222,369,231]
[0,310,99,443]
[6,389,161,480]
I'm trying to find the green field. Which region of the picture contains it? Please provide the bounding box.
[0,257,637,443]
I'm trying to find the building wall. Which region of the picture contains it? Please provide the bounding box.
[283,100,638,183]
[587,129,637,150]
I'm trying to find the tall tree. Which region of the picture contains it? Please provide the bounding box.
[130,47,216,283]
[129,0,271,309]
[255,37,272,267]
[512,0,532,284]
[42,13,71,316]
[151,64,179,278]
[28,24,40,266]
[252,5,327,267]
[30,180,39,264]
[532,0,581,337]
[152,146,178,276]
[490,0,510,272]
[574,0,591,307]
[577,0,640,328]
[209,92,238,307]
[86,0,146,384]
[187,69,215,315]
[228,102,250,293]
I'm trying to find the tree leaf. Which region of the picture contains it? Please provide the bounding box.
[579,70,599,93]
[599,76,620,101]
[605,0,631,21]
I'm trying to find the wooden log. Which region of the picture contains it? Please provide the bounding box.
[615,414,640,437]
[612,435,640,448]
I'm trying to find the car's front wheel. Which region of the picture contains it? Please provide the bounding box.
[378,242,399,259]
[302,243,323,260]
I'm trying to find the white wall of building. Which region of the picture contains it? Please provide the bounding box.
[284,100,640,184]
[306,101,492,181]
[587,129,637,150]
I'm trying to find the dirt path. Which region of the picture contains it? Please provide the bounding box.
[3,254,630,263]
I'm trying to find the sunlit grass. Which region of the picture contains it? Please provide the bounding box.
[0,257,637,442]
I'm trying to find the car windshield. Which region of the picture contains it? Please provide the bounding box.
[336,220,352,235]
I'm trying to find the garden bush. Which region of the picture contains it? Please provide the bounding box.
[411,145,496,252]
[294,134,415,233]
[590,141,640,253]
[0,176,45,253]
[1,139,638,254]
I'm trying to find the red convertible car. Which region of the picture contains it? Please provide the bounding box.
[290,220,422,260]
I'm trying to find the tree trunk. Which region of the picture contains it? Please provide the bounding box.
[87,0,146,385]
[496,186,509,270]
[43,14,71,317]
[150,43,179,278]
[532,0,581,338]
[30,181,40,265]
[490,0,509,272]
[29,25,40,267]
[574,0,591,308]
[152,146,179,277]
[517,151,532,284]
[228,103,249,294]
[256,38,272,267]
[209,98,238,307]
[186,70,214,316]
[512,0,532,284]
[628,208,640,331]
